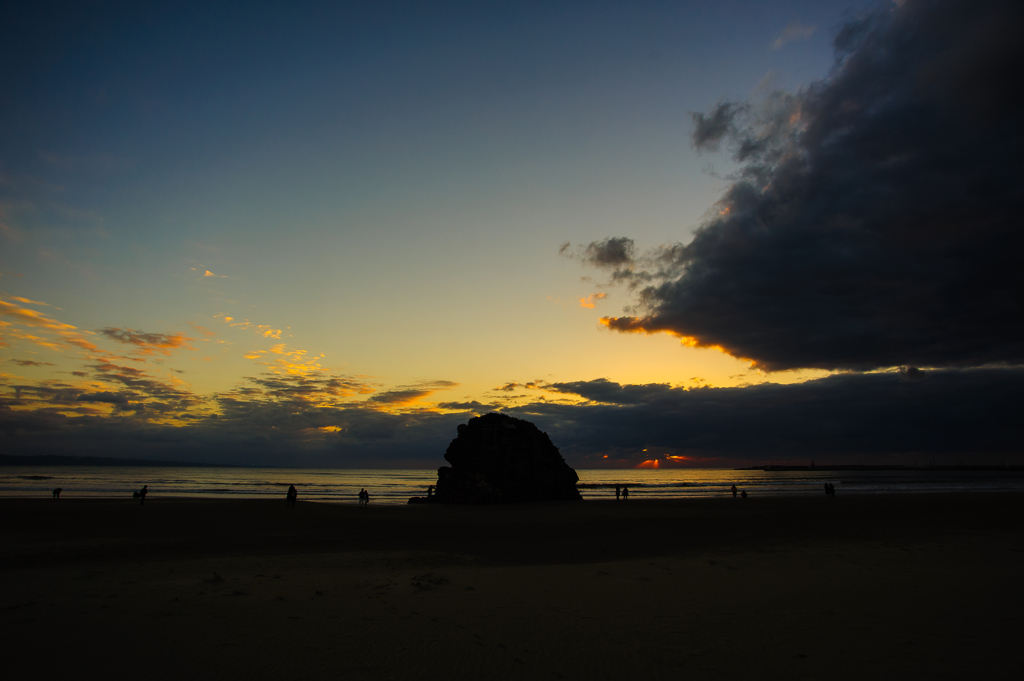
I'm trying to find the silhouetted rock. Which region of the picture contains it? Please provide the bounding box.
[410,413,582,504]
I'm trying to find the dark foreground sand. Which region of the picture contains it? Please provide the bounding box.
[3,494,1022,680]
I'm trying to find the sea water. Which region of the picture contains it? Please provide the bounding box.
[3,466,1024,504]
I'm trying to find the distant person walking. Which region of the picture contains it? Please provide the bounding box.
[358,488,369,508]
[731,485,738,498]
[621,486,629,501]
[287,484,297,507]
[615,484,621,501]
[139,485,148,505]
[52,487,62,500]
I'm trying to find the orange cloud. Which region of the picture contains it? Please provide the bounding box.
[600,316,755,366]
[257,325,282,339]
[0,297,99,352]
[242,342,325,376]
[8,295,52,307]
[269,345,326,376]
[191,267,227,278]
[4,328,65,351]
[216,314,269,333]
[0,298,76,331]
[579,292,608,309]
[2,354,208,423]
[369,380,458,407]
[99,328,195,356]
[216,315,258,334]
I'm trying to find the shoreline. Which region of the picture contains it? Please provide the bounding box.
[4,494,1022,678]
[7,466,1023,505]
[5,493,1023,572]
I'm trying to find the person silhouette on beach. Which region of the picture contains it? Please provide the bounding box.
[427,485,434,498]
[621,486,629,501]
[52,487,62,500]
[358,488,369,508]
[139,485,148,505]
[287,485,297,507]
[740,489,747,499]
[824,483,830,496]
[731,485,738,498]
[615,484,621,500]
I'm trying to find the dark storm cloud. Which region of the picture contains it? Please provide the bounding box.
[490,381,543,394]
[78,391,137,412]
[690,102,740,151]
[543,378,675,405]
[3,382,140,414]
[3,368,1021,466]
[559,237,636,268]
[580,0,1024,371]
[436,400,501,412]
[515,368,1024,463]
[583,237,636,268]
[77,391,131,405]
[89,362,192,402]
[0,391,477,467]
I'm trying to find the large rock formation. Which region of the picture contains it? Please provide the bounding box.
[411,413,582,504]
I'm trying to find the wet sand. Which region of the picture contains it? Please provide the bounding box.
[3,494,1022,679]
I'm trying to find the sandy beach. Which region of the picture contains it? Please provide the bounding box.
[3,493,1022,679]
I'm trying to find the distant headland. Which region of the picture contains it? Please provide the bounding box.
[0,454,239,468]
[737,464,1024,472]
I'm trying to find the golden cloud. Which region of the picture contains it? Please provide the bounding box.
[9,295,52,307]
[579,292,608,309]
[0,298,76,331]
[0,297,99,352]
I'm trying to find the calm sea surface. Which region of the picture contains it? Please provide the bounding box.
[3,467,1023,504]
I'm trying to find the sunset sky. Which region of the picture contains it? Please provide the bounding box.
[2,0,1021,468]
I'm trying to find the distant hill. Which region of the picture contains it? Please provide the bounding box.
[736,464,1024,472]
[0,454,238,468]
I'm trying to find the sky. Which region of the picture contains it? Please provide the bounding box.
[2,0,1022,468]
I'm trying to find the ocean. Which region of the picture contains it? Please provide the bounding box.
[3,466,1024,504]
